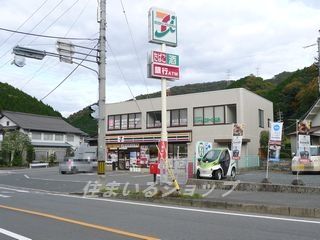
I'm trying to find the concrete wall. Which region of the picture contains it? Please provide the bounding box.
[105,88,273,167]
[0,116,17,127]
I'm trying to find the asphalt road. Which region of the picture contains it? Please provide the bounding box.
[1,184,320,240]
[0,167,153,193]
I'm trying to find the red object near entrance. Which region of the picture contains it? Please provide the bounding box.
[149,162,160,174]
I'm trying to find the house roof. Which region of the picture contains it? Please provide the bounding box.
[0,111,85,135]
[304,97,320,121]
[32,142,72,147]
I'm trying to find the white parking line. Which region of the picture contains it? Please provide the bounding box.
[0,227,32,240]
[24,175,30,179]
[0,194,11,198]
[0,187,29,193]
[22,176,87,183]
[131,174,151,178]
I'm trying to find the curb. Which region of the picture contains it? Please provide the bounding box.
[187,179,320,194]
[72,192,320,219]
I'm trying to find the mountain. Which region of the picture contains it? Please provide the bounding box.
[67,106,97,136]
[0,82,61,117]
[135,80,231,100]
[68,65,318,135]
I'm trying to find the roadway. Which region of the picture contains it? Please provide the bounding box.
[0,184,320,240]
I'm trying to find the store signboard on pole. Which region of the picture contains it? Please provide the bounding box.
[231,123,244,160]
[268,122,283,162]
[297,120,311,164]
[148,7,177,47]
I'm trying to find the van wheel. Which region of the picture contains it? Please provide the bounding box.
[60,171,66,174]
[196,170,201,179]
[214,170,222,180]
[231,168,236,180]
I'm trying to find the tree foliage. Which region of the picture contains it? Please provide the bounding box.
[0,82,61,117]
[1,130,32,166]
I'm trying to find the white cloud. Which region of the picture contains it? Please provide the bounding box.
[0,0,319,117]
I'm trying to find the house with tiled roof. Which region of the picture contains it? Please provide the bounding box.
[0,111,86,162]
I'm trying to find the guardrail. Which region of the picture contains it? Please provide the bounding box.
[29,162,49,169]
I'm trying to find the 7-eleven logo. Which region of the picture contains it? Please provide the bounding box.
[155,11,176,38]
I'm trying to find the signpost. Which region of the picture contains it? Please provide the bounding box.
[148,7,180,191]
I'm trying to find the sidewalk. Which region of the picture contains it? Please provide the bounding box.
[197,189,320,209]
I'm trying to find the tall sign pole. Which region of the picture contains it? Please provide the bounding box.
[148,7,179,190]
[97,0,106,176]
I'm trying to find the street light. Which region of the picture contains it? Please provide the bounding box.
[12,8,107,178]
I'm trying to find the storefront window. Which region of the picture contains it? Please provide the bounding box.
[180,109,187,126]
[108,116,115,130]
[194,108,203,125]
[214,106,225,124]
[121,114,128,130]
[171,109,180,126]
[147,111,161,128]
[114,115,121,130]
[135,113,141,128]
[204,107,214,125]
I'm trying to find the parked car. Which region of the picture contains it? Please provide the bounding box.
[59,157,96,174]
[196,148,237,180]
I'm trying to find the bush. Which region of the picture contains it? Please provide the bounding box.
[12,152,23,166]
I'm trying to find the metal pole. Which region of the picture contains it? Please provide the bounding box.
[97,0,106,177]
[318,34,320,95]
[160,43,167,184]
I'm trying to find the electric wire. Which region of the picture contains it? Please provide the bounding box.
[0,0,50,50]
[0,27,98,41]
[20,0,96,90]
[0,0,66,62]
[41,42,98,100]
[27,0,82,45]
[119,0,156,111]
[106,41,143,114]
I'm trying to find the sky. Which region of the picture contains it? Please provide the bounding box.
[0,0,320,117]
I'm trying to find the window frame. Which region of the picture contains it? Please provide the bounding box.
[168,108,188,127]
[193,105,227,126]
[108,112,141,131]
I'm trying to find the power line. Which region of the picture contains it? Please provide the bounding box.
[107,41,143,114]
[41,42,98,100]
[0,0,50,50]
[20,0,95,91]
[27,0,82,45]
[119,0,156,111]
[0,0,66,62]
[0,27,98,41]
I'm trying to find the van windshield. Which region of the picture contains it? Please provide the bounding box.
[202,149,221,163]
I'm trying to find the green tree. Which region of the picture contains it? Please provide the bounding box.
[1,130,32,166]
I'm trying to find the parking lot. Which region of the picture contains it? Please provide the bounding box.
[0,167,319,194]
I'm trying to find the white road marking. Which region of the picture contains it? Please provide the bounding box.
[24,175,30,179]
[22,176,87,183]
[45,192,320,225]
[131,174,151,178]
[2,184,320,225]
[0,227,32,240]
[0,187,29,193]
[0,194,11,198]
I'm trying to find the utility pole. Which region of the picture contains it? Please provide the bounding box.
[97,0,106,177]
[317,31,320,95]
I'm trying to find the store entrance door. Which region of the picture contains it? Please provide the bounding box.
[118,150,129,170]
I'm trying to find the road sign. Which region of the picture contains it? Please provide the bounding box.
[150,63,179,80]
[56,40,75,64]
[148,7,177,47]
[152,51,179,66]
